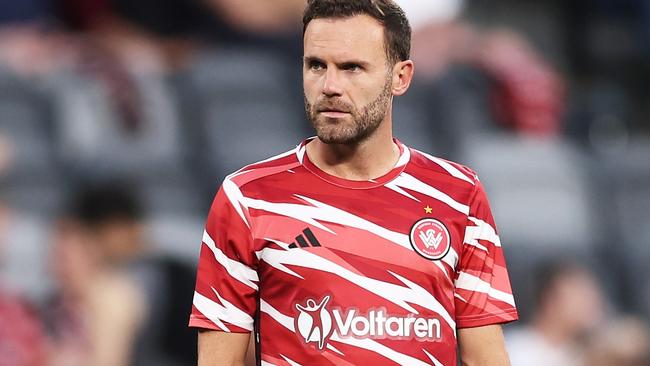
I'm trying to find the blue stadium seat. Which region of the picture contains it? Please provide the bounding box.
[603,138,650,319]
[0,70,63,216]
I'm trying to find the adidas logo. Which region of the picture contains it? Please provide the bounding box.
[288,228,321,249]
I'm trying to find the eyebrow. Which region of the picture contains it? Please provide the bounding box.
[303,56,371,69]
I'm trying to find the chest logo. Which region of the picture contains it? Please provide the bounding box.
[294,296,442,350]
[295,296,333,350]
[409,218,451,260]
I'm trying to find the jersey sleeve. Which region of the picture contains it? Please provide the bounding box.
[189,181,259,333]
[454,177,519,328]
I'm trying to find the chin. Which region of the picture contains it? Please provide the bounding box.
[316,130,365,145]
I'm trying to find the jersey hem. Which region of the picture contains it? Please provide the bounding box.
[189,314,253,333]
[456,309,519,329]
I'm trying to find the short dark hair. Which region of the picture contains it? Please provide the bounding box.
[302,0,411,64]
[70,181,142,227]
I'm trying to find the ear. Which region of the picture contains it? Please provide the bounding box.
[391,60,414,96]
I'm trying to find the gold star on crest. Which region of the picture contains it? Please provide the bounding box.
[424,206,433,214]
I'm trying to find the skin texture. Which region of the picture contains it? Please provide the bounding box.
[458,325,511,366]
[198,14,511,366]
[198,331,250,366]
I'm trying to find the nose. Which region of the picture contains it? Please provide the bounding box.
[321,68,343,97]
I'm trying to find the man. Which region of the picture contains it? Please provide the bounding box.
[189,1,518,365]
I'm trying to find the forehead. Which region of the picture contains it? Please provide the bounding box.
[303,14,386,62]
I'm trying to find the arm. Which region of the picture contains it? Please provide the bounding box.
[198,330,251,366]
[88,274,145,366]
[458,324,510,366]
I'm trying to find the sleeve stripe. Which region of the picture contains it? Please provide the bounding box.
[392,173,470,215]
[203,230,259,290]
[455,272,516,307]
[464,217,502,248]
[222,178,251,228]
[420,152,476,185]
[192,291,230,331]
[193,289,254,331]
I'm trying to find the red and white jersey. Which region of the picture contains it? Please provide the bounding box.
[190,138,518,366]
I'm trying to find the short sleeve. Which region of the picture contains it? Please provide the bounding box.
[454,178,519,328]
[189,182,259,333]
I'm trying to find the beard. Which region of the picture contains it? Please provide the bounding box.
[304,76,393,145]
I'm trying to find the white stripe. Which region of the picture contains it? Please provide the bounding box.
[455,272,516,307]
[193,288,255,331]
[244,196,336,234]
[222,178,251,228]
[256,238,304,279]
[203,230,259,290]
[454,293,468,303]
[423,349,445,366]
[395,144,411,167]
[261,361,278,366]
[392,173,470,215]
[420,152,475,185]
[388,271,456,338]
[255,147,296,165]
[261,241,456,331]
[465,217,501,248]
[385,181,421,201]
[280,355,303,366]
[328,333,433,366]
[296,141,308,164]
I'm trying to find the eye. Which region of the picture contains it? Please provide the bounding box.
[308,60,326,71]
[342,63,362,72]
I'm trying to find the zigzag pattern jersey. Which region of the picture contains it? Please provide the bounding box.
[189,138,518,366]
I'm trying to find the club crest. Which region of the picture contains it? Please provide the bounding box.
[409,218,451,260]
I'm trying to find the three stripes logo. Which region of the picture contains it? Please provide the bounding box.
[288,228,322,249]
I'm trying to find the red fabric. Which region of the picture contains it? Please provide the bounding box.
[190,139,518,365]
[0,289,47,366]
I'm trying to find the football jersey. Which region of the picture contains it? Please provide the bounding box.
[189,138,518,366]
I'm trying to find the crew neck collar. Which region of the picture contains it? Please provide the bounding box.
[296,137,410,189]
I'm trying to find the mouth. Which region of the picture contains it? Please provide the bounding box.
[317,107,351,118]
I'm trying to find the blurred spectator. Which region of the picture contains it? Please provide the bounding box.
[584,316,650,366]
[0,25,72,78]
[397,0,565,136]
[0,200,48,366]
[204,0,303,35]
[202,0,303,52]
[45,181,197,365]
[45,0,199,185]
[506,260,605,366]
[44,185,146,366]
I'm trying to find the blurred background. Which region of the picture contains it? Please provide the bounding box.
[0,0,649,365]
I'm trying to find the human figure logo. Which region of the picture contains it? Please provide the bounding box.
[410,218,451,260]
[295,295,333,349]
[294,296,442,350]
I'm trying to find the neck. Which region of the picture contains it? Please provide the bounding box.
[306,114,399,181]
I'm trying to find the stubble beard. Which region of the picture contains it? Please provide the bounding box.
[304,76,393,145]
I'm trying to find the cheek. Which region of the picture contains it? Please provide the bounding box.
[303,74,321,95]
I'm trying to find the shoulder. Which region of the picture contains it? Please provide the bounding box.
[223,146,302,191]
[407,147,479,188]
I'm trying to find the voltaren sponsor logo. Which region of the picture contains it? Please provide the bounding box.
[295,297,442,350]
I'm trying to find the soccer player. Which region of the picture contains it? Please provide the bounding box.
[189,1,518,365]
